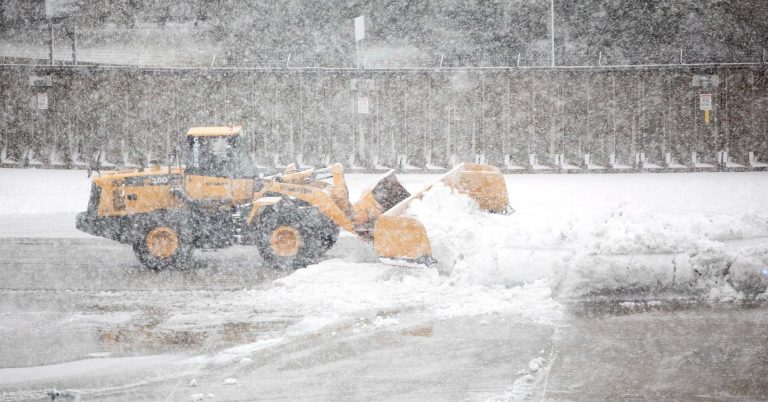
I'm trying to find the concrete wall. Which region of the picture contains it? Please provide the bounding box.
[1,64,767,172]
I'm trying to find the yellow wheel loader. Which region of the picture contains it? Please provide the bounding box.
[76,126,512,270]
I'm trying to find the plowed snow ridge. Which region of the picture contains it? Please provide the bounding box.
[408,182,768,298]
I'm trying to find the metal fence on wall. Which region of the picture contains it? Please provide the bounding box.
[1,63,767,173]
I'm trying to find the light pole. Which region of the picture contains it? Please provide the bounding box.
[550,0,556,67]
[354,16,365,68]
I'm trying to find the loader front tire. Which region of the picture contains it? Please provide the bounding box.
[255,202,335,270]
[133,219,192,270]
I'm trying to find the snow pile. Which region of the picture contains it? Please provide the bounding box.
[406,182,768,298]
[257,261,560,324]
[407,182,567,284]
[577,206,768,254]
[565,207,768,297]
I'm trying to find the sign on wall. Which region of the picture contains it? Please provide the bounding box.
[350,78,376,92]
[45,0,83,19]
[29,75,53,87]
[692,75,720,88]
[699,94,712,111]
[700,94,713,125]
[37,93,49,110]
[357,96,369,114]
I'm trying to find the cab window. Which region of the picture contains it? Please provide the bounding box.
[186,136,231,177]
[231,135,256,178]
[186,135,256,178]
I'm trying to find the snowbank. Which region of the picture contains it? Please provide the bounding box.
[407,180,768,298]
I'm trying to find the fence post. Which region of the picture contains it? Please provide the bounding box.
[49,20,54,66]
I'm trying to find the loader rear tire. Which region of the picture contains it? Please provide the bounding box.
[255,201,337,270]
[133,218,192,270]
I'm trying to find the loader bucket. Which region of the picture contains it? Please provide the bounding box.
[372,163,511,267]
[352,170,411,228]
[373,215,435,267]
[441,163,511,214]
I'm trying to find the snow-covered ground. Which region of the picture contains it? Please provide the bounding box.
[1,167,767,300]
[0,169,91,237]
[1,168,766,297]
[1,168,767,399]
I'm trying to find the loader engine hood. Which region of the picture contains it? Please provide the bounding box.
[85,166,185,217]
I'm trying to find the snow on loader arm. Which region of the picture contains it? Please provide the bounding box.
[371,163,512,267]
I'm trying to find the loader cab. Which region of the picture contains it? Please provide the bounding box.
[183,126,257,203]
